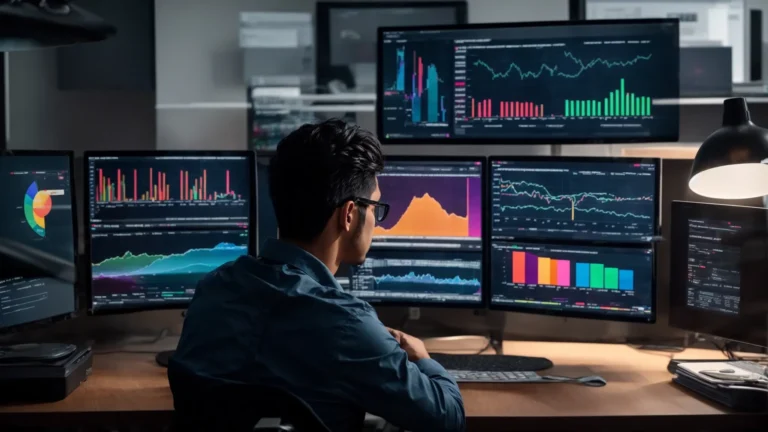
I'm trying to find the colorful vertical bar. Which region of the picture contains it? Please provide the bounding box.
[537,257,551,285]
[556,260,570,287]
[576,263,589,288]
[590,263,604,288]
[512,251,526,284]
[525,253,538,285]
[604,267,619,290]
[619,270,634,290]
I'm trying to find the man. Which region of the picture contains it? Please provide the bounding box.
[171,120,465,432]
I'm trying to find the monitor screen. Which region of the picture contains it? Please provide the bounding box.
[377,19,679,144]
[490,241,654,321]
[0,153,76,330]
[347,158,484,306]
[670,202,768,347]
[86,153,255,313]
[490,157,659,243]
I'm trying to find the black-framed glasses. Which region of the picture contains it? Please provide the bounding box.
[344,197,389,222]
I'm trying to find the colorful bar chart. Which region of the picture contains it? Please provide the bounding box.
[512,251,634,290]
[96,168,239,203]
[564,79,651,118]
[470,98,545,119]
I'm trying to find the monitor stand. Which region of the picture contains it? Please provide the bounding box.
[155,350,174,367]
[0,343,77,362]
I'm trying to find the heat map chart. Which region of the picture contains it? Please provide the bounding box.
[374,175,482,239]
[490,160,657,242]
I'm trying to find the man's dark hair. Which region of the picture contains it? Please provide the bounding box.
[269,119,384,243]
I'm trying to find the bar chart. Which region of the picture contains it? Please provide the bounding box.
[469,99,545,119]
[510,250,635,290]
[564,79,651,118]
[491,241,654,318]
[95,167,240,203]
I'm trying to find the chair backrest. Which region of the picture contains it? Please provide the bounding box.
[168,359,330,432]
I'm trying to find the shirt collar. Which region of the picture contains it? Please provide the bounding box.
[260,238,341,289]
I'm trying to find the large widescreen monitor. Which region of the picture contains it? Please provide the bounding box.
[84,152,256,313]
[0,152,77,331]
[347,156,485,307]
[377,19,679,144]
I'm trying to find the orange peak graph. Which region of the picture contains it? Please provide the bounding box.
[374,193,468,237]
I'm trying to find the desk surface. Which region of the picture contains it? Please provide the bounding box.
[1,341,764,429]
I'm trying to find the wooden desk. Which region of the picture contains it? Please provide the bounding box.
[0,341,765,430]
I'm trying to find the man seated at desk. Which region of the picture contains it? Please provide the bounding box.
[170,120,466,432]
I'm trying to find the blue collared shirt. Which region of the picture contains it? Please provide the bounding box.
[172,239,465,432]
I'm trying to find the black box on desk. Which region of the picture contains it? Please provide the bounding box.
[0,346,92,404]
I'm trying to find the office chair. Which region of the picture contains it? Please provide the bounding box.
[168,359,331,432]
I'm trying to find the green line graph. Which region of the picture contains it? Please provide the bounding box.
[565,79,651,118]
[473,51,652,81]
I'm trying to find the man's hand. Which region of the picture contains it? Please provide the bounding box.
[386,327,430,361]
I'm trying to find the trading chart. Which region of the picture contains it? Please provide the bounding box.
[490,159,657,242]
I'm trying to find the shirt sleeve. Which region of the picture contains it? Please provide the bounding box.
[328,310,466,432]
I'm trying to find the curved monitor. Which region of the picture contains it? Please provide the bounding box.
[377,19,679,144]
[84,151,256,314]
[0,151,77,332]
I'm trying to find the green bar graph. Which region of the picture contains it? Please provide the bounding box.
[563,80,652,118]
[605,268,619,290]
[589,263,604,288]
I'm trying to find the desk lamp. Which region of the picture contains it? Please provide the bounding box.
[689,97,768,199]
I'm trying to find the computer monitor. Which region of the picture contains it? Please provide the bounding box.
[490,157,660,243]
[670,201,768,347]
[84,151,256,313]
[347,156,485,307]
[377,19,679,144]
[488,156,658,323]
[316,1,467,93]
[0,152,77,331]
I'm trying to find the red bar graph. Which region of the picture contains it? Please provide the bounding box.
[95,168,239,203]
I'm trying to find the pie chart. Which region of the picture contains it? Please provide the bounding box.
[24,182,52,238]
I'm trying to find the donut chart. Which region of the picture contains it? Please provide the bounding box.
[24,182,52,237]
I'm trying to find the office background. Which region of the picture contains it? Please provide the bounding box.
[3,0,768,345]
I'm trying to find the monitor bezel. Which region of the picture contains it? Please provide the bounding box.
[486,155,659,323]
[316,1,468,93]
[669,201,768,347]
[255,150,276,255]
[0,150,79,334]
[83,150,257,315]
[376,18,680,145]
[353,155,487,309]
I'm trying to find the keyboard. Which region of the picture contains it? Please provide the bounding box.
[450,370,541,383]
[430,353,553,372]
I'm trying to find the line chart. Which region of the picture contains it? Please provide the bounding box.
[490,160,657,242]
[473,51,653,81]
[498,180,652,220]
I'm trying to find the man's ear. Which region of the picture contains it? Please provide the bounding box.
[338,201,355,232]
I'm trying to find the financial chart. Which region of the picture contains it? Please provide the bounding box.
[380,41,454,139]
[90,230,249,309]
[491,241,653,319]
[490,159,657,242]
[0,155,77,329]
[379,20,679,142]
[373,160,482,250]
[349,250,482,304]
[88,155,251,224]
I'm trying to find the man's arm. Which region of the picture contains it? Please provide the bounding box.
[330,311,465,432]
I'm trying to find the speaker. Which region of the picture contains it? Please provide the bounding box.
[750,9,763,82]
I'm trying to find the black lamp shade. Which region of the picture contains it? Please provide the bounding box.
[0,1,116,52]
[689,97,768,199]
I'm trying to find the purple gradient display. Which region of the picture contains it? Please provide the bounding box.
[525,253,538,284]
[377,174,482,238]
